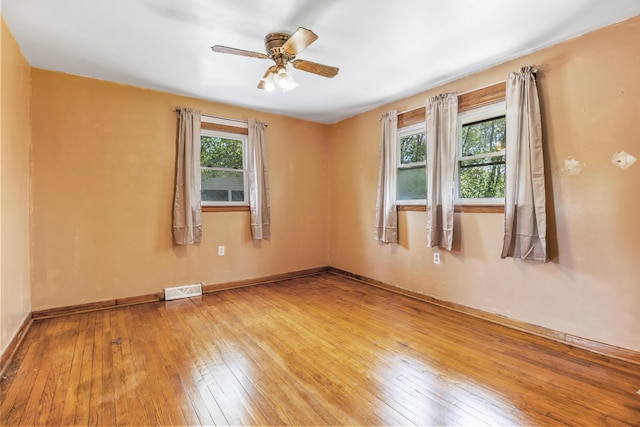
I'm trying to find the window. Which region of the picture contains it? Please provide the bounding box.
[200,129,248,205]
[397,123,426,202]
[456,102,506,204]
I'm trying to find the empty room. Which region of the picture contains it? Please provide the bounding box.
[1,0,640,425]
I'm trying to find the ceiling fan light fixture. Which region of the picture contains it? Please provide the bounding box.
[274,65,298,91]
[262,72,276,92]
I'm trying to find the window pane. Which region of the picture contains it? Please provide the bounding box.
[397,166,426,200]
[202,189,229,202]
[201,170,245,202]
[201,136,243,169]
[231,190,244,202]
[461,116,505,156]
[458,156,505,198]
[400,133,426,164]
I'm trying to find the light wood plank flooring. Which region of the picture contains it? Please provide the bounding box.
[2,273,639,425]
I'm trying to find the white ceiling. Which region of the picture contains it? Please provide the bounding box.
[4,0,640,124]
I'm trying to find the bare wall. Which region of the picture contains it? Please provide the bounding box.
[30,71,329,310]
[0,15,31,355]
[328,16,640,351]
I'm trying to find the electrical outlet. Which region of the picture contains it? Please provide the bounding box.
[433,252,440,264]
[218,246,225,256]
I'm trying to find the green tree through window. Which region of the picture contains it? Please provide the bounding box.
[458,116,506,199]
[201,136,243,169]
[200,133,246,204]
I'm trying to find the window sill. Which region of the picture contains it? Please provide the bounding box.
[202,205,250,213]
[397,204,504,213]
[456,204,504,213]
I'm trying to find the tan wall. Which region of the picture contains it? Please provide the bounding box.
[328,16,640,352]
[30,70,329,310]
[0,16,32,355]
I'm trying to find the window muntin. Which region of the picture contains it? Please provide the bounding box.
[456,102,506,204]
[397,123,426,202]
[200,130,248,205]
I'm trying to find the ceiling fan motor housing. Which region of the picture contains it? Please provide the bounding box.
[265,33,294,61]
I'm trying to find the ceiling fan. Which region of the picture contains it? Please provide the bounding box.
[211,27,339,92]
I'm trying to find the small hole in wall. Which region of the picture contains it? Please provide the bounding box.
[562,156,584,176]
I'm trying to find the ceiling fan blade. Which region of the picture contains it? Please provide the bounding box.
[211,45,269,59]
[292,59,339,78]
[282,27,318,56]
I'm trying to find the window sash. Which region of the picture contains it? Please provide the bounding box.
[455,102,506,204]
[459,149,506,163]
[200,129,249,206]
[397,127,426,163]
[201,166,243,173]
[396,123,426,203]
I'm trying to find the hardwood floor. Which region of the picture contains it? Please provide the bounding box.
[2,272,639,426]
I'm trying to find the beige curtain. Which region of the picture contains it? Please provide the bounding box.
[426,92,458,250]
[501,66,547,261]
[173,108,202,245]
[247,119,271,240]
[374,111,398,243]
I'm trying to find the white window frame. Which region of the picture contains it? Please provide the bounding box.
[456,101,506,205]
[396,122,427,204]
[200,128,249,206]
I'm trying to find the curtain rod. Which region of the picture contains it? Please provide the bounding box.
[176,107,269,128]
[175,109,269,128]
[394,79,507,117]
[174,109,252,125]
[393,64,538,117]
[174,109,240,122]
